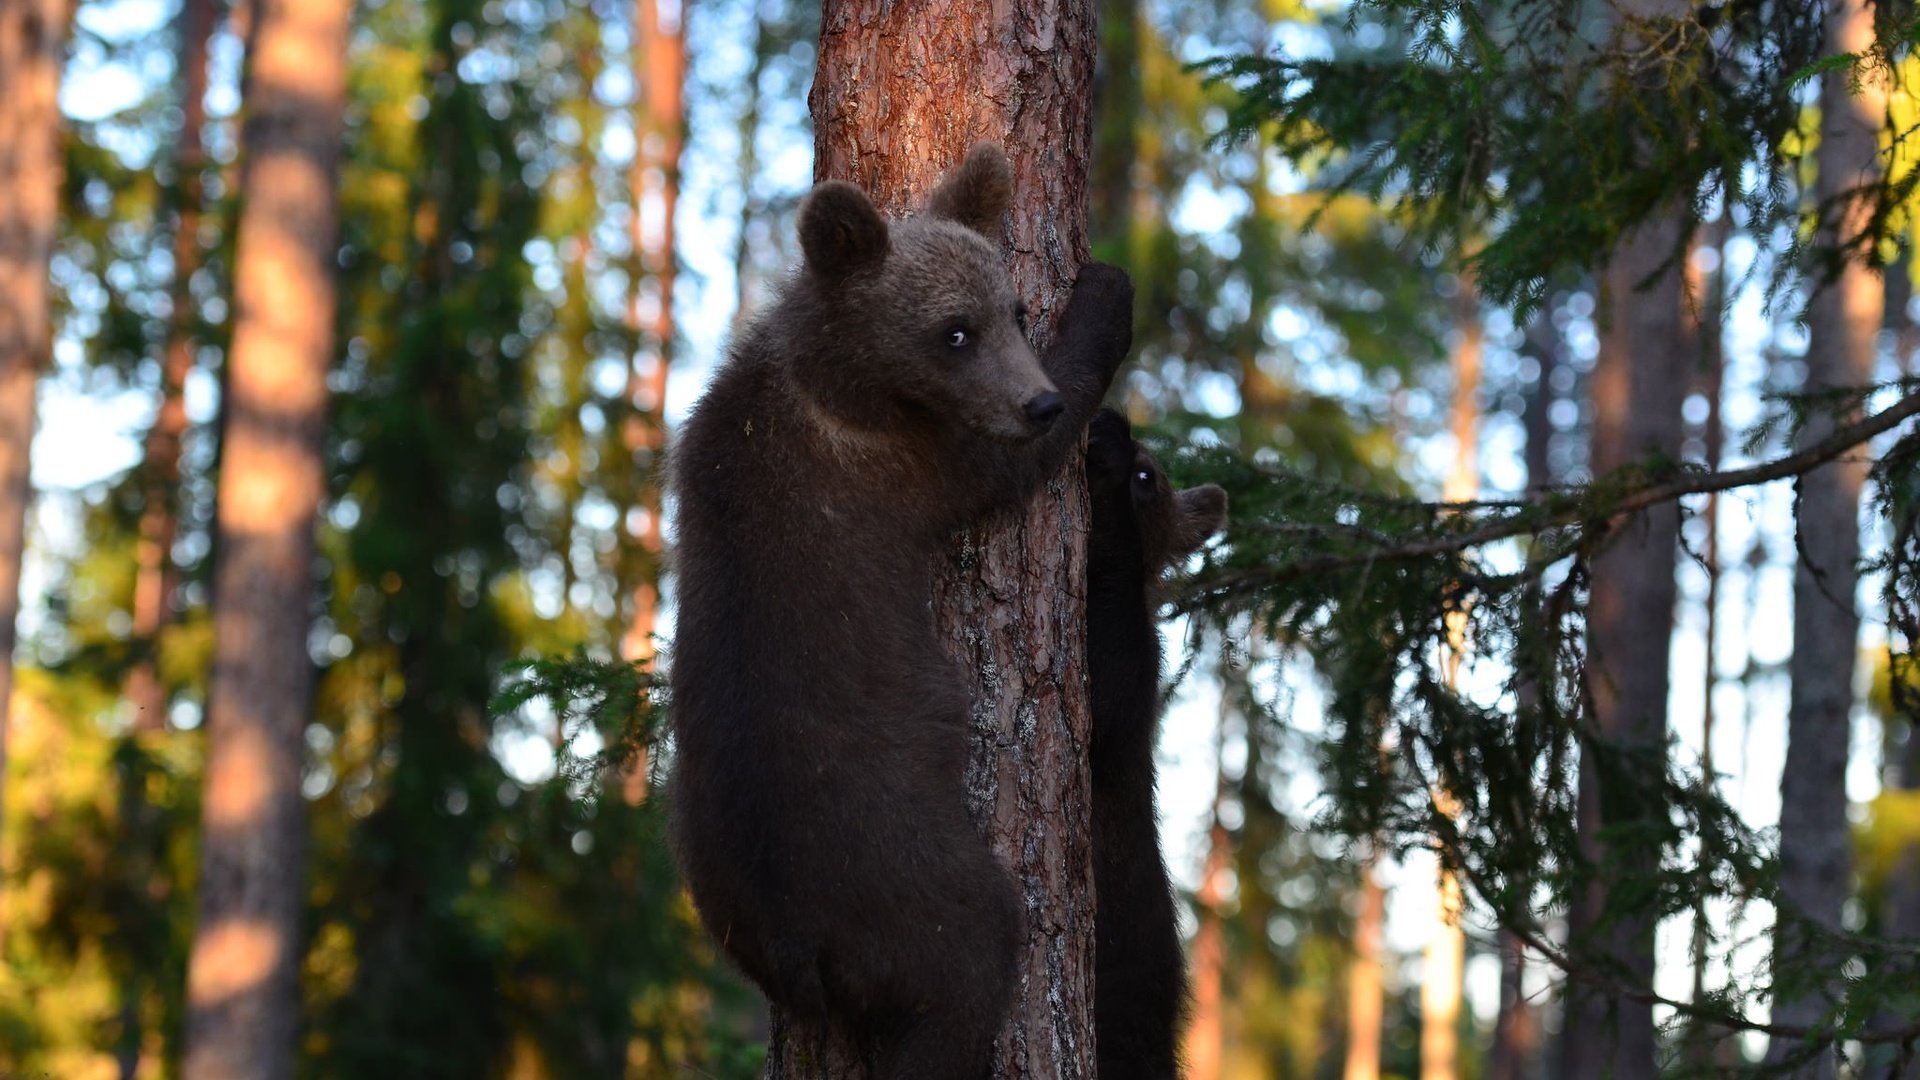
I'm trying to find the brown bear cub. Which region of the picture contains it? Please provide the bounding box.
[666,143,1135,1080]
[1085,409,1227,1080]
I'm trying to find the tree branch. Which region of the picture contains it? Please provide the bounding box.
[1192,390,1920,599]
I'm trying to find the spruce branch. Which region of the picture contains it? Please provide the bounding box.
[1186,388,1920,603]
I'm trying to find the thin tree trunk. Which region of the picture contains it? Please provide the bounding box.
[1184,689,1235,1080]
[729,7,773,327]
[180,0,348,1075]
[1423,277,1481,1080]
[1558,192,1691,1080]
[619,0,683,661]
[618,0,684,806]
[126,0,214,733]
[766,4,1103,1076]
[1771,2,1882,1072]
[0,0,72,917]
[1491,302,1560,1080]
[1683,205,1731,1071]
[1344,865,1386,1080]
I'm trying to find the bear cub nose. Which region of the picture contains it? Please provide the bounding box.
[1023,391,1065,429]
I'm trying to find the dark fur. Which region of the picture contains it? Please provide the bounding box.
[666,144,1134,1080]
[1085,409,1227,1080]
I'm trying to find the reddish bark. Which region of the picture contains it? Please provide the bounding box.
[619,0,685,691]
[0,0,74,886]
[126,0,215,733]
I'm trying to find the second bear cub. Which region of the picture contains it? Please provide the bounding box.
[1085,409,1227,1080]
[667,144,1135,1080]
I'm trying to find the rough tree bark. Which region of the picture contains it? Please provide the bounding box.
[1771,1,1882,1073]
[180,0,349,1076]
[0,0,73,894]
[764,2,1103,1076]
[125,0,214,733]
[1558,177,1691,1080]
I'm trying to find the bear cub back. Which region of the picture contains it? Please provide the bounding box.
[1085,408,1226,1080]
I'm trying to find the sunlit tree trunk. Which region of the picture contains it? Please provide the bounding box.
[1343,865,1386,1080]
[0,0,72,906]
[619,0,683,670]
[181,0,349,1075]
[764,2,1103,1075]
[126,0,215,733]
[1184,695,1234,1080]
[1771,3,1882,1073]
[1423,277,1480,1080]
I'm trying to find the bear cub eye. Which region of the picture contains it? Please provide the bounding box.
[945,327,972,348]
[1014,303,1029,335]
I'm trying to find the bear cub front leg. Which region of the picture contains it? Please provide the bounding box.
[1084,409,1227,1080]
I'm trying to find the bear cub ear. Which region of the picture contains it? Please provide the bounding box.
[1170,485,1228,562]
[925,142,1013,241]
[799,180,890,278]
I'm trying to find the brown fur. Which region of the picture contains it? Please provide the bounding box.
[1085,409,1227,1080]
[666,145,1134,1080]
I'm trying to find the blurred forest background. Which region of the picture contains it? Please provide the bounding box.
[3,0,1920,1077]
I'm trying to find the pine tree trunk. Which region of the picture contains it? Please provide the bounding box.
[1771,2,1882,1072]
[0,0,71,908]
[181,0,348,1076]
[126,0,214,734]
[1558,201,1690,1080]
[1343,866,1386,1080]
[765,3,1103,1076]
[1422,277,1481,1080]
[1492,305,1560,1080]
[619,0,683,675]
[1184,762,1231,1080]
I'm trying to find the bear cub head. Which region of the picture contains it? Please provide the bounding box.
[1087,408,1228,582]
[792,143,1062,443]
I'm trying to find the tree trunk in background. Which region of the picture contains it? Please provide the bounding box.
[1343,866,1386,1080]
[1422,276,1480,1080]
[0,0,71,915]
[181,0,348,1075]
[1772,2,1882,1072]
[125,0,214,733]
[729,10,772,326]
[766,3,1103,1076]
[617,0,683,807]
[1683,206,1731,1072]
[1185,813,1229,1080]
[1491,302,1559,1080]
[1558,214,1690,1080]
[1184,693,1234,1080]
[1089,0,1139,265]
